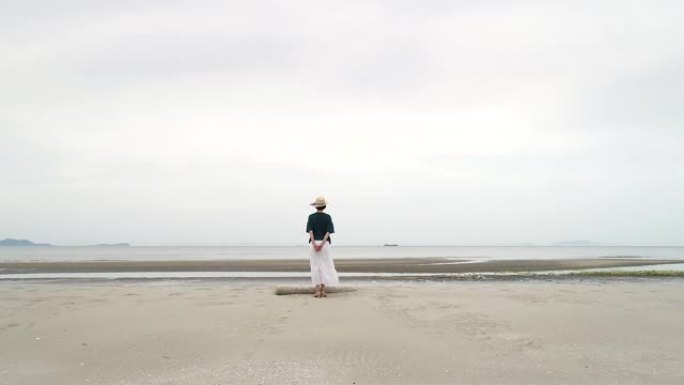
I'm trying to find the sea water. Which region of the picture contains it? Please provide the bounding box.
[0,245,683,262]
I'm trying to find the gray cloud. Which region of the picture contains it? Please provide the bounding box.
[1,0,683,245]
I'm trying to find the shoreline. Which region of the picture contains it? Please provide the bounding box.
[2,257,683,275]
[2,272,684,285]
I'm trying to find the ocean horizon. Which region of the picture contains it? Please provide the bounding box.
[1,245,683,263]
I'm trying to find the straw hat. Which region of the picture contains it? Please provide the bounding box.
[310,196,328,208]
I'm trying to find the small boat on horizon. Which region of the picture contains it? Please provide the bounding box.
[383,243,399,247]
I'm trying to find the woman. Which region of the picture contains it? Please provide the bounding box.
[306,196,339,298]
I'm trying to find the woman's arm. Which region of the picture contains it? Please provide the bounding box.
[312,232,330,252]
[309,231,315,243]
[314,232,330,251]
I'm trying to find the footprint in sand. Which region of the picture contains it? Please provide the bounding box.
[88,298,108,304]
[0,323,20,334]
[331,346,403,375]
[209,301,234,306]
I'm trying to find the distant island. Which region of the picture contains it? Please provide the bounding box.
[383,243,399,247]
[550,240,604,247]
[0,238,52,247]
[0,239,131,247]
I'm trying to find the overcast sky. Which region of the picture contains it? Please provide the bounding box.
[1,0,683,246]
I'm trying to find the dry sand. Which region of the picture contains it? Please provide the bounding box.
[1,280,683,385]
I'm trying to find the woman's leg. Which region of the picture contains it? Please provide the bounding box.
[311,242,321,297]
[320,283,326,297]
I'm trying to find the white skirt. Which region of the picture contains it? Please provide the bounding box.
[309,241,339,285]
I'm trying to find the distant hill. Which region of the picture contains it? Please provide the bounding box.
[0,238,52,246]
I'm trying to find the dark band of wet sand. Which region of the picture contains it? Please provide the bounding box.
[1,258,682,274]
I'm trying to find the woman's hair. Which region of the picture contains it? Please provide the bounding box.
[316,205,326,211]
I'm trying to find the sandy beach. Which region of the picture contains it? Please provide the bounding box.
[1,279,683,385]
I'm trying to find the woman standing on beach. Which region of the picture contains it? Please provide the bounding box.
[307,196,339,298]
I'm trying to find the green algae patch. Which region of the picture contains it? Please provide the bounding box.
[569,270,684,278]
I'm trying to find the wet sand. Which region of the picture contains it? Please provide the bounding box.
[1,257,682,274]
[1,280,683,385]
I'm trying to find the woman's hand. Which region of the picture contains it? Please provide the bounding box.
[314,242,325,252]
